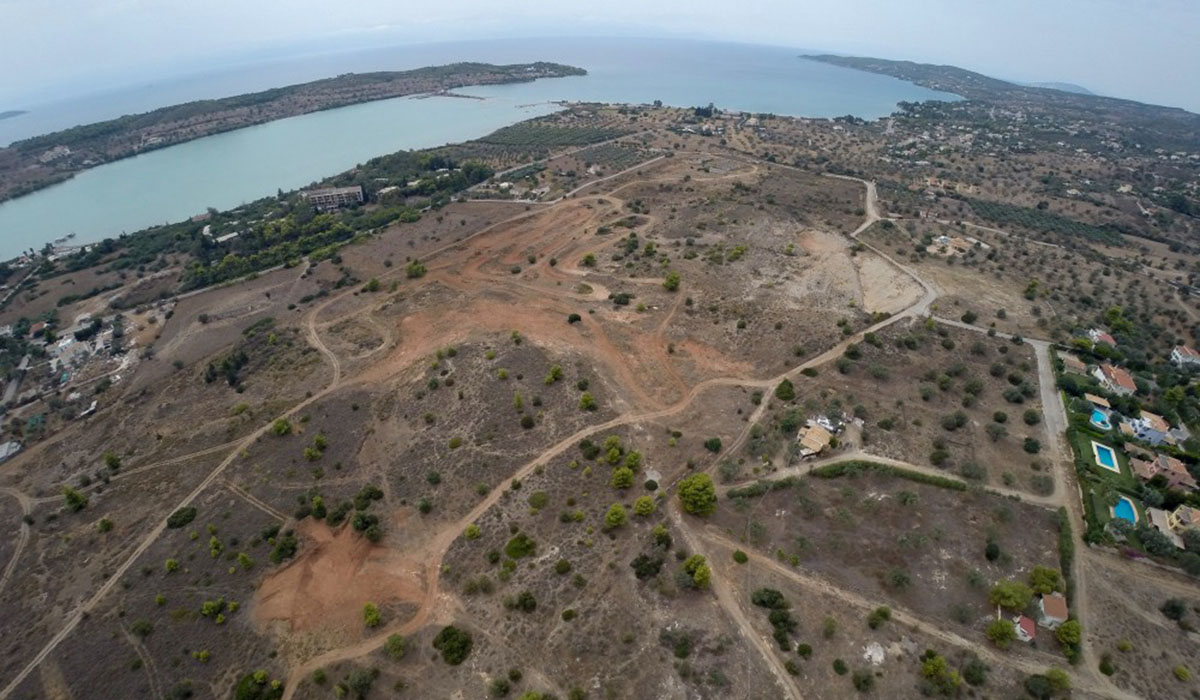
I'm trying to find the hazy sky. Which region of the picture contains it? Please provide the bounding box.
[3,0,1199,112]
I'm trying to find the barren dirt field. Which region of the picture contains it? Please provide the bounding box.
[0,124,1192,700]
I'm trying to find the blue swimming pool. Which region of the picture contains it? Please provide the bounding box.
[1092,442,1120,472]
[1113,497,1138,525]
[1090,408,1111,430]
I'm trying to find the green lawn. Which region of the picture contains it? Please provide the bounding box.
[1067,428,1137,489]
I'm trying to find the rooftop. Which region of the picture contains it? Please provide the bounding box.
[797,424,833,454]
[1041,593,1068,620]
[1174,345,1200,359]
[1100,364,1136,392]
[1139,410,1171,433]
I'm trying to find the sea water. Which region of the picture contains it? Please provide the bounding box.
[0,37,959,259]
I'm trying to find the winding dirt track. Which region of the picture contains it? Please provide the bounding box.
[0,152,1176,700]
[0,488,31,596]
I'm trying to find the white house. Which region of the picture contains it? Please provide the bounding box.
[1093,364,1136,396]
[1037,593,1069,630]
[1124,410,1172,446]
[1171,345,1200,368]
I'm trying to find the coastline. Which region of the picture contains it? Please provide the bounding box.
[0,62,585,207]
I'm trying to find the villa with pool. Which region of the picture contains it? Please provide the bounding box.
[1084,393,1112,430]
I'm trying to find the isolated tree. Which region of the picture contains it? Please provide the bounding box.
[678,473,717,516]
[1056,619,1082,647]
[988,580,1033,611]
[920,653,961,695]
[1028,566,1064,594]
[363,602,381,628]
[985,618,1016,649]
[633,496,656,516]
[384,634,407,660]
[432,626,473,665]
[683,554,711,589]
[62,486,88,513]
[663,270,681,291]
[1044,667,1071,692]
[611,466,635,489]
[604,503,627,530]
[774,379,796,402]
[1160,598,1187,621]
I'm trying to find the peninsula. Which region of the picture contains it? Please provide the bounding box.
[0,62,585,203]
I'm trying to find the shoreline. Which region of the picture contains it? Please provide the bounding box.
[0,62,586,208]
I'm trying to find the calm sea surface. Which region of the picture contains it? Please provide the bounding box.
[0,37,959,259]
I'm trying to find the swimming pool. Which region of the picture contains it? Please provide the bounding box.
[1112,496,1138,525]
[1089,408,1111,430]
[1091,441,1120,473]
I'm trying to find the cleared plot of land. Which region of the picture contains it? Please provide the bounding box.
[761,320,1055,494]
[715,470,1064,645]
[721,563,1037,699]
[860,218,1197,356]
[1083,557,1199,698]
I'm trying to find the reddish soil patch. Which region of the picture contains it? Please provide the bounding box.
[254,519,423,634]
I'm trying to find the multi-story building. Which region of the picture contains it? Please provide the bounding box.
[301,185,364,211]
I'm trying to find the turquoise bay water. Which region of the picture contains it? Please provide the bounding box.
[0,38,959,259]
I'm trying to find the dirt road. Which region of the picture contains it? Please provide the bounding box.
[0,151,1162,700]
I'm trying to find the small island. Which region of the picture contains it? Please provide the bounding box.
[0,110,27,121]
[0,62,585,204]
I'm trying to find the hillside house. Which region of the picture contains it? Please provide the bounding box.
[1123,410,1173,446]
[1130,453,1196,491]
[1166,504,1200,531]
[1093,364,1136,396]
[1062,354,1089,376]
[796,424,833,458]
[1037,593,1069,630]
[1088,328,1117,346]
[1146,508,1185,549]
[1171,345,1200,368]
[1014,615,1036,643]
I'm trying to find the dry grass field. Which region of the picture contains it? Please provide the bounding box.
[0,105,1193,700]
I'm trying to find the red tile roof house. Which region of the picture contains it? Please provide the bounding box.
[1130,453,1198,491]
[1061,354,1089,376]
[1014,615,1037,643]
[1037,593,1069,630]
[1171,345,1200,368]
[1088,328,1117,346]
[1093,364,1136,396]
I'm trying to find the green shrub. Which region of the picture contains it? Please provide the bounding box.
[504,533,537,559]
[167,507,197,528]
[432,626,473,665]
